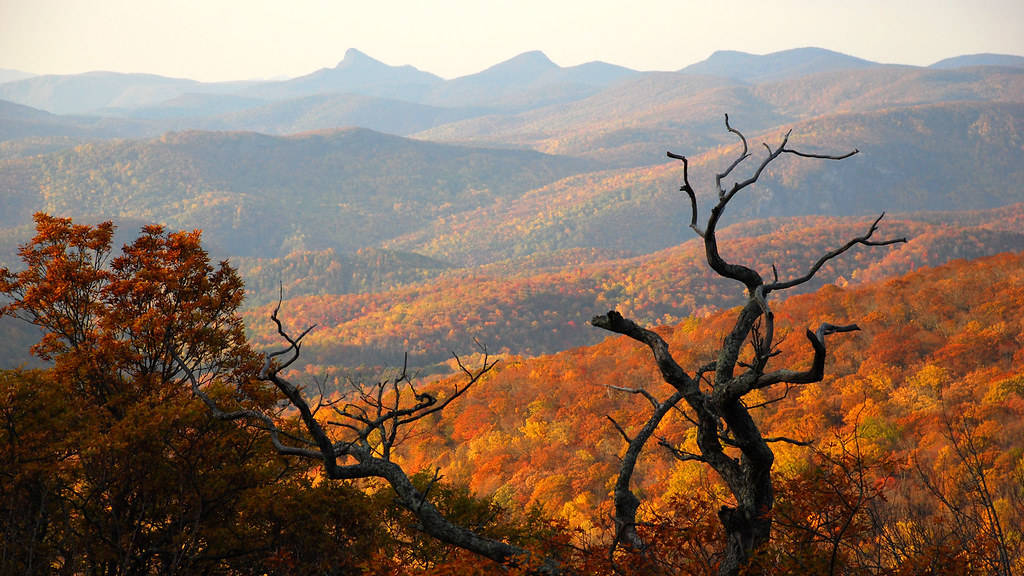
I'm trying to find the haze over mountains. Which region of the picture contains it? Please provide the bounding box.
[1,46,1023,371]
[3,47,1021,124]
[0,47,635,117]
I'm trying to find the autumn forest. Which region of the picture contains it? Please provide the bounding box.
[1,47,1023,575]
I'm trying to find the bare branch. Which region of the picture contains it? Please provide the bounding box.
[753,323,860,390]
[609,388,686,555]
[593,307,744,490]
[767,214,907,292]
[246,307,543,570]
[743,383,795,410]
[781,146,859,161]
[667,151,705,237]
[751,284,776,368]
[591,311,695,395]
[815,323,860,345]
[723,129,791,206]
[607,384,660,409]
[716,113,751,197]
[658,437,707,463]
[171,349,324,460]
[763,436,813,447]
[607,415,632,443]
[263,284,316,375]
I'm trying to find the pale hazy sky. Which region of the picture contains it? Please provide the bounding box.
[1,0,1022,82]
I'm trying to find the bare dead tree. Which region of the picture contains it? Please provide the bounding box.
[592,115,906,576]
[175,292,564,573]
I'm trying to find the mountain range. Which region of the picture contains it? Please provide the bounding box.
[1,46,1022,372]
[3,46,1022,119]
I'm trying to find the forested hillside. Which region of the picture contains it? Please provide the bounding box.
[0,128,594,256]
[4,216,1020,574]
[394,102,1024,264]
[398,250,1024,572]
[415,65,1024,166]
[238,206,1024,375]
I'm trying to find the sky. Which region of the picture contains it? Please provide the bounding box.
[1,0,1022,82]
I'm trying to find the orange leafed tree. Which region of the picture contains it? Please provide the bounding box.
[0,214,257,395]
[0,214,389,574]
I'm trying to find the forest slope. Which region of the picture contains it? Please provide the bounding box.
[393,102,1024,264]
[0,128,595,257]
[6,100,1018,272]
[415,65,1024,166]
[242,206,1024,373]
[392,250,1024,532]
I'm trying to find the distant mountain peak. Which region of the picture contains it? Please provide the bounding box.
[682,46,877,83]
[337,48,385,69]
[706,49,749,58]
[485,50,558,73]
[929,53,1024,69]
[242,47,442,102]
[511,50,557,66]
[513,50,555,63]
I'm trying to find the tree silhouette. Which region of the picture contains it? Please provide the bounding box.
[591,115,905,575]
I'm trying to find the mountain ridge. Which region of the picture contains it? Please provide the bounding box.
[0,68,36,84]
[242,48,444,102]
[9,46,1020,117]
[930,53,1024,69]
[680,47,881,82]
[0,127,597,257]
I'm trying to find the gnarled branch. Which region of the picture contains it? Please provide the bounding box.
[183,298,550,571]
[767,214,907,293]
[593,118,904,576]
[606,388,685,553]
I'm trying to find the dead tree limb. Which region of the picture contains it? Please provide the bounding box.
[595,116,906,576]
[178,293,562,573]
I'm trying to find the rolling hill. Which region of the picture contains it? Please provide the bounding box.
[0,127,597,257]
[191,92,485,136]
[395,102,1024,264]
[5,99,1018,271]
[0,71,254,115]
[415,64,1024,166]
[679,47,879,82]
[0,98,155,148]
[930,53,1024,69]
[239,206,1024,373]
